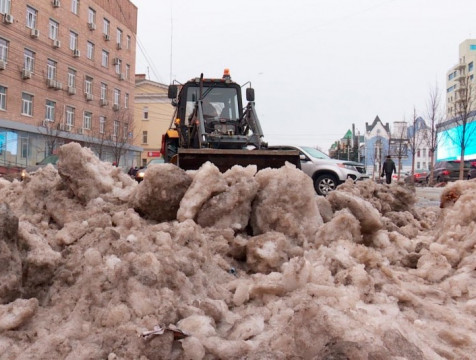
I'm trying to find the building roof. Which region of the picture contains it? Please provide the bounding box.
[365,116,391,133]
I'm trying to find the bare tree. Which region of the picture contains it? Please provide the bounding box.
[109,108,136,166]
[36,110,71,161]
[389,121,408,181]
[424,84,444,185]
[406,107,427,184]
[445,75,476,179]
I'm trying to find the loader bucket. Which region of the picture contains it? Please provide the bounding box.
[176,148,301,172]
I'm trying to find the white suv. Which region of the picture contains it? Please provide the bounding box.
[268,145,369,195]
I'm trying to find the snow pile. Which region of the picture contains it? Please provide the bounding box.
[1,142,476,359]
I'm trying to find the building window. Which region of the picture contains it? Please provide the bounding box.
[100,83,107,100]
[68,68,76,88]
[125,93,129,109]
[116,28,122,46]
[115,58,121,74]
[49,19,59,40]
[142,131,148,144]
[24,49,35,72]
[101,50,109,67]
[0,85,6,110]
[26,6,38,29]
[422,148,426,157]
[423,162,427,169]
[87,41,94,60]
[113,89,120,105]
[113,120,119,136]
[88,7,96,24]
[416,162,420,170]
[21,138,28,159]
[47,59,57,80]
[125,64,130,79]
[123,123,128,140]
[83,111,92,130]
[85,76,93,95]
[416,149,420,157]
[0,0,11,14]
[0,37,8,62]
[126,35,131,49]
[143,107,148,120]
[66,106,75,127]
[45,100,55,122]
[469,62,474,72]
[21,93,33,116]
[99,116,105,134]
[69,31,78,50]
[71,0,79,15]
[103,18,110,36]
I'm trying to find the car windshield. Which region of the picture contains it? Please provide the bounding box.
[445,161,471,169]
[185,86,240,122]
[38,155,58,165]
[147,158,164,166]
[301,146,330,159]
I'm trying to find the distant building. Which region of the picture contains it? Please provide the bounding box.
[364,116,391,178]
[328,126,364,163]
[441,39,476,162]
[446,39,476,118]
[0,0,141,173]
[134,74,174,167]
[407,117,431,171]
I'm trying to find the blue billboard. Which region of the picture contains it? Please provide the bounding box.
[436,120,476,161]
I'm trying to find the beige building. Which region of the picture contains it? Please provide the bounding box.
[0,0,140,173]
[134,74,174,167]
[446,39,476,118]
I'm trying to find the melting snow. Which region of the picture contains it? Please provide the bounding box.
[1,142,476,359]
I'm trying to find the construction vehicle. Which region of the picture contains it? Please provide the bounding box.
[161,69,300,172]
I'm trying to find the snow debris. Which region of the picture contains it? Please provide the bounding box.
[0,143,476,359]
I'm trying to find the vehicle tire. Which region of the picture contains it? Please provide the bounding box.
[314,174,338,196]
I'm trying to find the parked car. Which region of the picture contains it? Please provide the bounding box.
[267,145,369,196]
[134,158,165,182]
[21,154,59,180]
[426,160,471,184]
[392,171,410,182]
[403,170,428,185]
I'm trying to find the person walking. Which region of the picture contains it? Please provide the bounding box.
[381,155,396,184]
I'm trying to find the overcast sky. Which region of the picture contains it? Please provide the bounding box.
[130,0,476,152]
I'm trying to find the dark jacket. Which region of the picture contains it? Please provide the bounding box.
[381,158,396,176]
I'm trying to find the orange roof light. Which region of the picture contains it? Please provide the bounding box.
[223,68,231,79]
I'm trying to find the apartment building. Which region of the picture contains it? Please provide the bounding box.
[0,0,141,172]
[446,39,476,118]
[134,74,174,167]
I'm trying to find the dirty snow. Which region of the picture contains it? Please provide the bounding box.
[0,142,476,359]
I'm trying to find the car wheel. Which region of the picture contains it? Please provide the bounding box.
[314,174,338,196]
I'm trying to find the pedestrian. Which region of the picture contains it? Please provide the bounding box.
[381,155,396,184]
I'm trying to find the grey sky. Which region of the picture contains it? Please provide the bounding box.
[131,0,476,151]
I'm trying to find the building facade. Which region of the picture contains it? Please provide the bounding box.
[0,0,141,173]
[446,39,476,118]
[364,116,391,178]
[441,39,476,162]
[134,74,174,167]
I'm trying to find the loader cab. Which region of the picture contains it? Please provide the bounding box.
[182,83,242,125]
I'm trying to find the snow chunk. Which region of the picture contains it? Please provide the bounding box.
[251,163,321,242]
[178,162,228,222]
[131,163,192,222]
[327,190,382,234]
[0,298,38,332]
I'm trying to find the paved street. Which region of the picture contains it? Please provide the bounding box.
[415,186,443,207]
